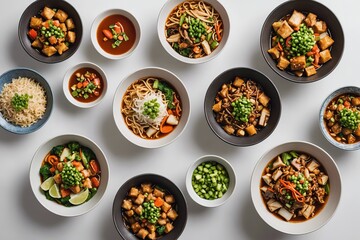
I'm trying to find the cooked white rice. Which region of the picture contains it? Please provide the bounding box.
[0,77,47,127]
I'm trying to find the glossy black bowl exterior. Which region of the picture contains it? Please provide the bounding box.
[260,0,344,83]
[204,67,281,146]
[18,0,83,63]
[113,174,187,240]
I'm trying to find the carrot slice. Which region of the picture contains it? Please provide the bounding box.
[154,197,164,207]
[102,29,113,39]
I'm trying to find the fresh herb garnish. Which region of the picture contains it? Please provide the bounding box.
[11,93,32,112]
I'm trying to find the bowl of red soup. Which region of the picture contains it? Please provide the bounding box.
[251,141,341,234]
[320,86,360,150]
[112,67,190,148]
[63,62,107,108]
[91,9,140,60]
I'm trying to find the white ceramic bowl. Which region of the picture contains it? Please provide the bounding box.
[319,86,360,151]
[157,0,230,64]
[251,141,341,234]
[112,67,190,148]
[63,62,107,108]
[186,155,236,207]
[91,9,140,60]
[29,134,109,217]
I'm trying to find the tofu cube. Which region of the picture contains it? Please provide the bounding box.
[258,93,270,107]
[164,223,174,233]
[290,55,306,71]
[277,56,290,70]
[30,17,43,29]
[272,21,283,31]
[59,23,67,32]
[318,35,334,50]
[134,194,145,205]
[268,46,280,59]
[55,42,69,55]
[319,49,332,63]
[233,77,244,87]
[141,183,153,193]
[121,199,132,210]
[165,195,175,204]
[65,18,75,30]
[277,21,294,39]
[66,31,76,43]
[313,21,327,33]
[304,13,317,27]
[137,228,149,239]
[305,66,317,77]
[128,187,139,197]
[42,45,57,57]
[54,9,68,23]
[288,10,305,28]
[153,188,165,198]
[41,6,56,20]
[161,201,172,213]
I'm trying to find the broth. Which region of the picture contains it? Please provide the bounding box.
[68,67,104,103]
[96,14,136,55]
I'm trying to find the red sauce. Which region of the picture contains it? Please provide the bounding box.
[68,67,103,103]
[96,14,136,55]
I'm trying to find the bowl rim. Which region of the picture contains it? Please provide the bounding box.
[112,173,188,240]
[185,154,236,207]
[204,67,282,146]
[250,140,342,234]
[112,66,191,148]
[157,0,230,64]
[90,8,141,60]
[63,62,108,108]
[260,0,344,83]
[29,133,109,217]
[18,0,83,63]
[0,67,53,134]
[319,86,360,151]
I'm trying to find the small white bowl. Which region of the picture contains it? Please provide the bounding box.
[250,141,341,234]
[186,155,236,207]
[63,62,107,108]
[29,134,109,217]
[112,67,190,148]
[91,9,140,60]
[157,0,230,64]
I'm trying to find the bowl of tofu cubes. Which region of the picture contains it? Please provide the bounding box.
[113,174,187,240]
[260,0,344,83]
[19,0,82,63]
[251,141,342,234]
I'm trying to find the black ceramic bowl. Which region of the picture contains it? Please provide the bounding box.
[18,0,83,63]
[0,68,53,134]
[113,174,187,240]
[260,0,344,83]
[204,67,281,146]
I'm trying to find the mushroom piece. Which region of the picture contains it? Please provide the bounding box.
[267,199,282,212]
[201,40,211,55]
[278,207,293,221]
[317,174,329,185]
[307,160,320,172]
[259,108,270,127]
[272,156,286,170]
[166,33,181,43]
[291,158,302,171]
[272,168,283,181]
[262,174,272,186]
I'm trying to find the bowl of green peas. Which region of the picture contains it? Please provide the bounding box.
[186,155,236,207]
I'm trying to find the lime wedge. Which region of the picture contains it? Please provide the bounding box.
[49,184,61,199]
[40,177,55,191]
[69,188,89,205]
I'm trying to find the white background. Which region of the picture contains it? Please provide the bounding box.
[0,0,359,239]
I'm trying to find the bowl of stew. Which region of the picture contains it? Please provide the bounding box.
[91,9,141,60]
[18,0,83,63]
[204,67,281,146]
[112,173,187,240]
[251,141,341,234]
[260,0,344,83]
[63,62,107,108]
[320,86,360,151]
[112,67,191,148]
[157,0,230,64]
[30,134,109,217]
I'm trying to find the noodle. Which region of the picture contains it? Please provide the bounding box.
[0,77,47,127]
[165,0,223,58]
[121,77,181,139]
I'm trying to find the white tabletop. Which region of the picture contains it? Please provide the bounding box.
[0,0,359,239]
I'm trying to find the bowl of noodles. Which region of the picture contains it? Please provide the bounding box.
[0,68,53,134]
[113,67,190,148]
[204,67,281,146]
[157,0,230,64]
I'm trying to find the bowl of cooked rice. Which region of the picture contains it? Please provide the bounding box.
[0,68,53,134]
